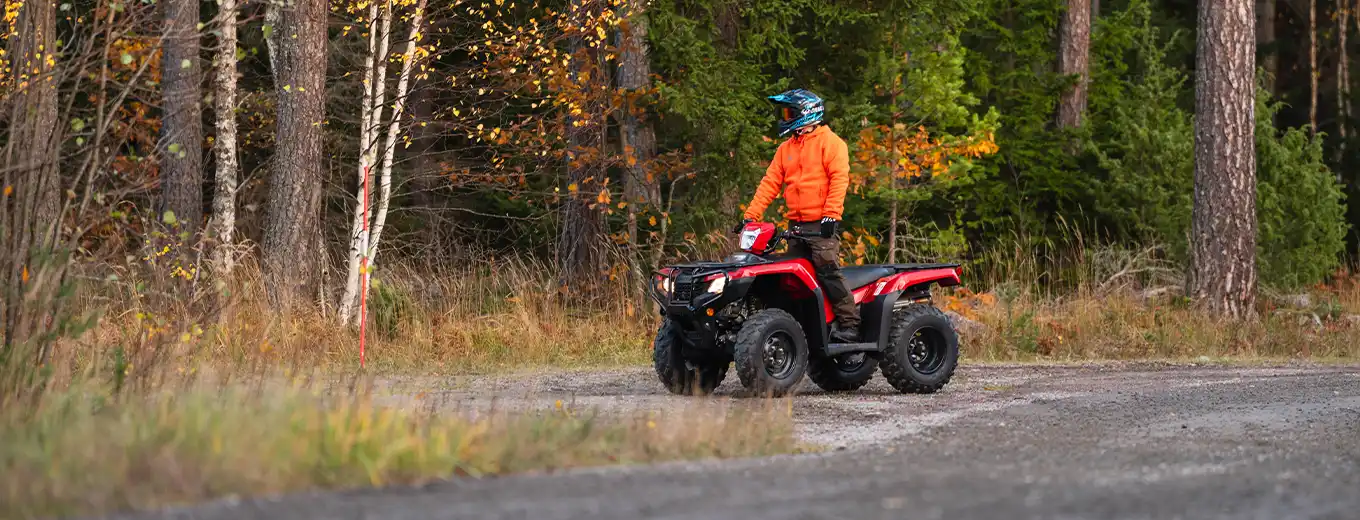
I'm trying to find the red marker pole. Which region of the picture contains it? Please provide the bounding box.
[359,165,370,369]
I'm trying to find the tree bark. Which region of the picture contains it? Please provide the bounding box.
[1310,0,1318,133]
[1,0,61,353]
[1339,0,1351,165]
[211,0,240,272]
[1189,0,1257,319]
[559,0,609,293]
[263,0,329,309]
[339,0,388,324]
[160,0,204,231]
[365,0,427,304]
[618,0,656,307]
[1257,0,1277,93]
[1057,0,1091,129]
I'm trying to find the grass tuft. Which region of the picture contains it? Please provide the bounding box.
[1,379,797,519]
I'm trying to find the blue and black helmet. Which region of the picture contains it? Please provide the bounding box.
[768,89,825,137]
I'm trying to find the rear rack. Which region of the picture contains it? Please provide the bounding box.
[883,263,961,271]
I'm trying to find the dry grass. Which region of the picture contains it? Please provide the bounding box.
[1,377,798,519]
[55,256,658,380]
[53,253,1359,383]
[947,272,1360,362]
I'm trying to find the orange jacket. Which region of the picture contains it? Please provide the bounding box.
[742,125,851,222]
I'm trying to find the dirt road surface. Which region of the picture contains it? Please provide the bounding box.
[104,364,1360,520]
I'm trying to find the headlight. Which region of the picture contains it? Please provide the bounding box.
[706,277,726,294]
[655,277,673,294]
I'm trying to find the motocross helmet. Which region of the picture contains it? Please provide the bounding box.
[769,89,825,137]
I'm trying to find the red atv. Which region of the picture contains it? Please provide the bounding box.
[648,221,964,397]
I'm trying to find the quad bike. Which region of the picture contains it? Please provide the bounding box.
[648,221,963,397]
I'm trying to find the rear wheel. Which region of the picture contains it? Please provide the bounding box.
[734,309,809,397]
[880,304,959,394]
[653,318,728,396]
[808,353,878,392]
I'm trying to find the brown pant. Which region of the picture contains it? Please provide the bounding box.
[787,222,860,329]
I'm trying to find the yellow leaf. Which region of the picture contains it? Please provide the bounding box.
[568,183,579,193]
[2,185,11,197]
[21,265,28,283]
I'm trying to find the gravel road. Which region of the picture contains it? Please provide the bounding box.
[105,364,1360,520]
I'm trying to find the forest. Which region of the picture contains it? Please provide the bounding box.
[6,0,1360,515]
[5,0,1360,357]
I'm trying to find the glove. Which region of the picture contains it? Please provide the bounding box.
[733,218,753,233]
[819,217,838,238]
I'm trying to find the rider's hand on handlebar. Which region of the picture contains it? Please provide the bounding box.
[733,218,753,233]
[819,217,838,238]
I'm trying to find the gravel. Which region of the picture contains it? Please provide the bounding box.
[99,364,1360,520]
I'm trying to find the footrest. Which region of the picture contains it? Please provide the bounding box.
[825,342,880,356]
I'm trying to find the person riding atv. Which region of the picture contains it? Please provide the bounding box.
[735,89,860,344]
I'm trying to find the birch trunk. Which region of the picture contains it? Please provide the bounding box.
[338,0,427,324]
[365,0,429,298]
[211,0,240,273]
[338,1,387,324]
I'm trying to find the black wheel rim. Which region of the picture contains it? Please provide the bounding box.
[762,332,797,379]
[907,327,947,375]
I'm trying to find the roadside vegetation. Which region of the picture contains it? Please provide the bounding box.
[3,379,797,519]
[6,0,1360,518]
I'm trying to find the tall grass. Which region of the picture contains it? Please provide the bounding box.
[2,378,797,519]
[945,229,1360,362]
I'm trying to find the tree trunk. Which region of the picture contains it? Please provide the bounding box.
[558,0,609,293]
[365,0,427,304]
[211,0,240,272]
[618,0,656,308]
[160,0,204,231]
[262,0,328,309]
[1,0,61,354]
[339,0,389,324]
[1310,0,1318,133]
[1339,0,1351,166]
[887,24,902,264]
[1189,0,1257,319]
[1257,0,1277,93]
[1057,0,1091,129]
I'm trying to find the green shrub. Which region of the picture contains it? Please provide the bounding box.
[1255,89,1350,288]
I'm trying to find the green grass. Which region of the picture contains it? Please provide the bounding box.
[1,379,799,519]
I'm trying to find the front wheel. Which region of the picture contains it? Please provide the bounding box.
[734,309,809,397]
[880,304,959,394]
[653,318,728,396]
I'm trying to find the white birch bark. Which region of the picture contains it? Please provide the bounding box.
[339,1,392,323]
[211,0,240,273]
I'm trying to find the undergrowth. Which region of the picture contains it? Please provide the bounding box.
[1,377,797,519]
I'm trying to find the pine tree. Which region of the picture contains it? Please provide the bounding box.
[1189,0,1257,318]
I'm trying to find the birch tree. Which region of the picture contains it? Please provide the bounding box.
[211,0,241,272]
[338,0,429,324]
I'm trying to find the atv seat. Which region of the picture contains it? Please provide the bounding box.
[839,266,896,290]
